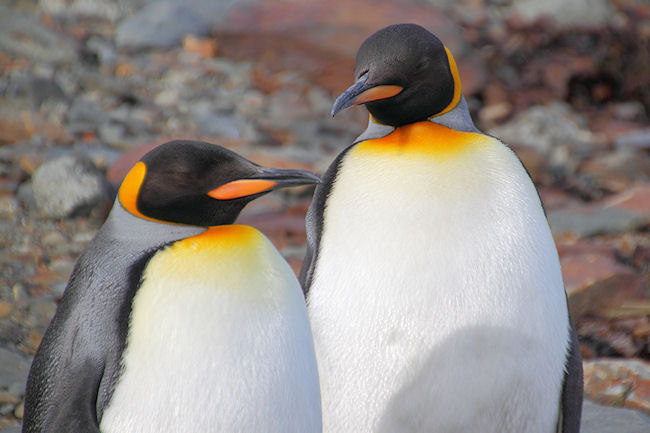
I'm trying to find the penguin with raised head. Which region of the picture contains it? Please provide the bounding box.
[23,140,322,433]
[302,23,582,433]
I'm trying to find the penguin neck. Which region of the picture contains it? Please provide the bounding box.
[430,96,479,133]
[101,200,206,248]
[353,96,479,144]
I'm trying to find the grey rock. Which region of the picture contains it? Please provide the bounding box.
[4,71,67,108]
[0,4,76,64]
[66,97,109,134]
[115,1,207,51]
[583,150,650,184]
[0,404,15,416]
[115,0,255,51]
[70,144,123,171]
[0,197,19,219]
[25,300,57,330]
[85,36,118,69]
[191,103,241,138]
[268,89,312,128]
[488,102,597,159]
[237,90,266,119]
[98,122,127,145]
[40,0,139,22]
[1,427,22,433]
[50,282,68,300]
[16,183,37,213]
[509,0,616,27]
[31,153,113,219]
[105,105,152,139]
[0,347,29,389]
[549,206,648,236]
[582,400,650,433]
[615,129,650,151]
[612,102,646,121]
[8,382,25,397]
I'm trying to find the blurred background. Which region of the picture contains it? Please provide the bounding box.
[0,0,648,430]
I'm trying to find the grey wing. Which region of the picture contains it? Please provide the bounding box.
[22,244,156,433]
[299,145,355,295]
[23,269,105,433]
[557,316,583,433]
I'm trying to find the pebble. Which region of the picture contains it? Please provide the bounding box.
[508,0,617,26]
[40,230,67,246]
[97,121,125,145]
[488,102,598,162]
[0,4,76,64]
[615,129,650,151]
[0,348,29,389]
[0,303,13,320]
[190,102,241,138]
[0,405,15,416]
[84,36,118,69]
[580,151,650,192]
[582,399,650,433]
[559,249,631,295]
[549,206,647,237]
[0,392,19,406]
[31,153,113,219]
[115,1,211,51]
[66,97,109,135]
[0,197,19,219]
[25,300,57,330]
[4,72,67,108]
[584,359,650,412]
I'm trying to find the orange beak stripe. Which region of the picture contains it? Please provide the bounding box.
[353,85,403,105]
[207,179,278,200]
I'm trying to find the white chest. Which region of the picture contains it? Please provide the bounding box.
[308,140,569,433]
[100,227,321,433]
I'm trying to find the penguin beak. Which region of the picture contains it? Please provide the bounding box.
[207,167,320,200]
[331,73,403,117]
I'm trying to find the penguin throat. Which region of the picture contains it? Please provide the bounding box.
[355,121,487,159]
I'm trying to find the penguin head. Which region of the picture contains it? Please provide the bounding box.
[118,140,320,227]
[332,23,462,126]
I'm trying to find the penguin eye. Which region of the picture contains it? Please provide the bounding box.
[415,60,426,71]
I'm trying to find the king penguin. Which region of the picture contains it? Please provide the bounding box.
[301,23,583,433]
[23,140,322,433]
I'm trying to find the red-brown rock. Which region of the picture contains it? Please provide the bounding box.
[584,359,650,413]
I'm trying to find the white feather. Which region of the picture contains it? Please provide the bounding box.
[101,227,321,433]
[308,137,569,433]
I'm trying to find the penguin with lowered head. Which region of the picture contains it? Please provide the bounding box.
[24,140,323,433]
[302,23,582,433]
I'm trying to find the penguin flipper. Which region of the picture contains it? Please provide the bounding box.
[557,320,583,433]
[300,146,355,295]
[22,304,105,433]
[36,358,104,433]
[23,232,158,433]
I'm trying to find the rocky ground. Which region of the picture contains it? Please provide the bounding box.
[0,0,648,431]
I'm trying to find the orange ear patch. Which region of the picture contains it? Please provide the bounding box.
[435,47,462,117]
[118,162,153,220]
[354,85,403,105]
[207,179,278,200]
